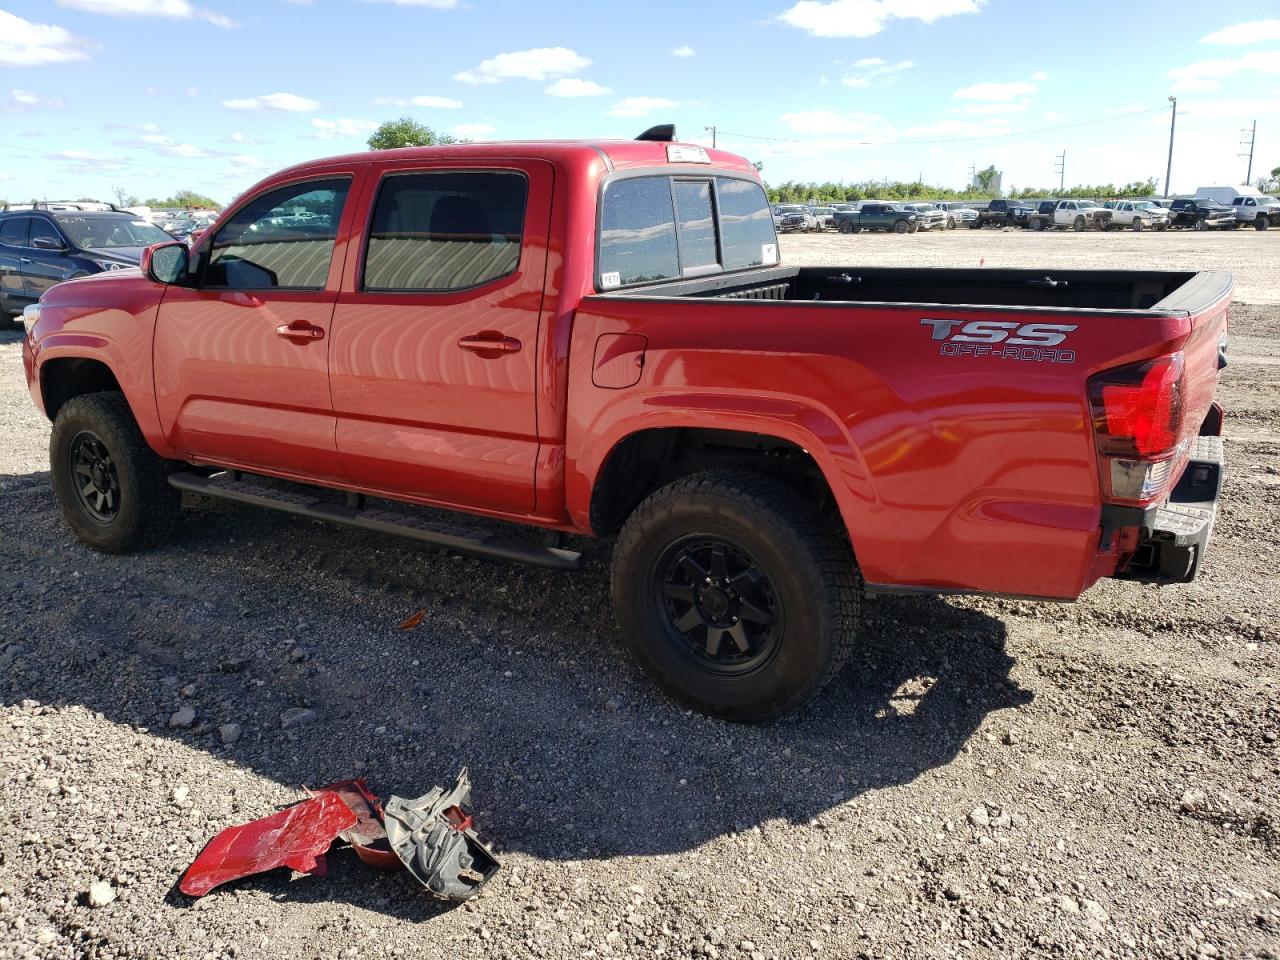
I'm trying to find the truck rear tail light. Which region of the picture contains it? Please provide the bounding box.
[1089,353,1184,458]
[1088,353,1186,505]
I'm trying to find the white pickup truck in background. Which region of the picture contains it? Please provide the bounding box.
[1103,200,1170,231]
[1230,195,1280,230]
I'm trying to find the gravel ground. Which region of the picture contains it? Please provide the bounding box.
[1,229,1278,960]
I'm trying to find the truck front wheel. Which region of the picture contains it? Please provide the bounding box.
[1073,215,1086,231]
[50,392,181,554]
[611,470,860,722]
[1255,217,1269,231]
[894,220,909,234]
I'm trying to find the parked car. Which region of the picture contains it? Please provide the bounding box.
[0,209,171,319]
[1229,195,1280,230]
[1027,199,1113,231]
[807,205,838,230]
[1102,200,1169,231]
[833,202,920,234]
[772,204,818,232]
[1168,199,1237,231]
[19,133,1230,721]
[901,203,948,231]
[976,198,1035,228]
[932,201,977,228]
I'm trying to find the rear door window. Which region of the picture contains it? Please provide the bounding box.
[362,171,527,292]
[0,217,29,247]
[716,177,775,270]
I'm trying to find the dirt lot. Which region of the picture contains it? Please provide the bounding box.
[1,229,1277,960]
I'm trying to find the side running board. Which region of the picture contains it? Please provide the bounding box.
[168,471,582,571]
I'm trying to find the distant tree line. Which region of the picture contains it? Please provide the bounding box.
[765,176,1162,204]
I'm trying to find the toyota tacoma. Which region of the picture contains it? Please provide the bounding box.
[21,130,1230,721]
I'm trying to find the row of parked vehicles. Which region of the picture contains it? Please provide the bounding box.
[774,186,1280,236]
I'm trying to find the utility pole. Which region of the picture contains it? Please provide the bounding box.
[1240,120,1257,184]
[704,125,717,148]
[1164,96,1177,197]
[1054,150,1066,192]
[967,164,976,190]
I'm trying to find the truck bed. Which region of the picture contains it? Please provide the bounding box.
[603,265,1221,313]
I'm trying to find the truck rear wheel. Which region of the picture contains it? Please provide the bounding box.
[838,221,854,234]
[50,392,181,554]
[611,470,860,722]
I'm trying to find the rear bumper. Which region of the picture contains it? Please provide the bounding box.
[1112,432,1224,585]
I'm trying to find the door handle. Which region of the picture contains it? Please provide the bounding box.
[275,321,325,341]
[458,333,521,356]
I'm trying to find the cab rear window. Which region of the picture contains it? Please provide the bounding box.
[598,175,777,289]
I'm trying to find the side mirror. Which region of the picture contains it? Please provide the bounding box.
[142,241,189,285]
[31,236,64,251]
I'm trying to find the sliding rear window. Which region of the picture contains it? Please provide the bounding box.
[598,175,777,290]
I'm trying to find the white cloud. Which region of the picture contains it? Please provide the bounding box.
[957,99,1029,115]
[1169,50,1280,92]
[778,0,983,38]
[359,0,457,5]
[229,154,268,169]
[57,0,236,28]
[607,96,678,118]
[453,123,497,140]
[0,10,91,66]
[223,92,320,112]
[2,89,66,112]
[670,45,695,57]
[161,143,208,157]
[841,57,913,87]
[455,47,589,84]
[1200,19,1280,45]
[373,94,463,108]
[954,80,1038,100]
[226,131,266,145]
[545,78,612,97]
[310,117,378,139]
[780,109,886,136]
[1030,70,1049,81]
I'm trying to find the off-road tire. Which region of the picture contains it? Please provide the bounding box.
[50,392,181,554]
[612,470,860,722]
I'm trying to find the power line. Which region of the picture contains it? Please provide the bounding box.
[711,105,1169,147]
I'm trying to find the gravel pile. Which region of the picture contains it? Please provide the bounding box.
[1,236,1277,959]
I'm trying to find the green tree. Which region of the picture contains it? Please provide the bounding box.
[367,117,458,150]
[143,190,222,210]
[974,165,999,193]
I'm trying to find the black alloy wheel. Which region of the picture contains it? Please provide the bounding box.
[654,536,781,676]
[69,430,120,523]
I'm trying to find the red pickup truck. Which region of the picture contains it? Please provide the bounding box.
[21,131,1229,721]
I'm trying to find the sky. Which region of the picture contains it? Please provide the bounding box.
[1,0,1279,205]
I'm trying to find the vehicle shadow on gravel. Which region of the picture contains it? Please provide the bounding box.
[2,489,1031,916]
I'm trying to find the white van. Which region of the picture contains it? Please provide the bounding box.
[1195,185,1263,205]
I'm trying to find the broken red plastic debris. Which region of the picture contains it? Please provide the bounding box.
[178,791,357,897]
[308,778,403,872]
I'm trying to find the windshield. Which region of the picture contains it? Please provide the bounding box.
[776,205,805,214]
[56,215,171,249]
[1076,201,1100,209]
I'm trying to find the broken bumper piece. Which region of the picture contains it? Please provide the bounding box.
[384,768,501,901]
[179,770,498,902]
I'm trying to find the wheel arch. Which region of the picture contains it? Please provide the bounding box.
[578,415,874,561]
[40,356,125,420]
